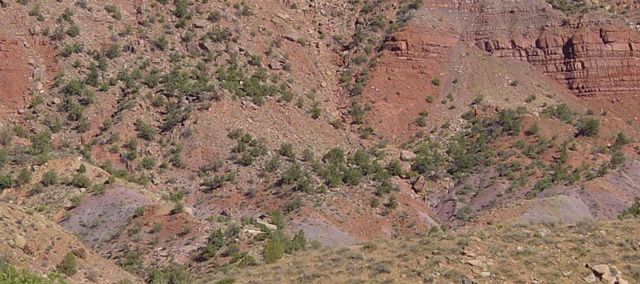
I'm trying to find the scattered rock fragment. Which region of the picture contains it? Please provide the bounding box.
[585,264,628,284]
[400,150,416,161]
[193,19,208,28]
[412,175,426,193]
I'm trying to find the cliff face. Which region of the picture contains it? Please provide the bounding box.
[0,34,29,117]
[463,1,640,96]
[358,0,640,140]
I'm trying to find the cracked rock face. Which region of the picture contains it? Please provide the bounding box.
[0,34,29,116]
[460,0,640,97]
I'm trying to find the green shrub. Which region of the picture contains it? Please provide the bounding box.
[161,104,191,132]
[0,127,12,145]
[66,25,80,37]
[320,164,343,188]
[542,104,573,123]
[0,149,8,169]
[135,119,156,141]
[281,163,303,185]
[610,151,625,168]
[153,35,169,51]
[57,252,77,276]
[497,109,521,135]
[28,4,44,21]
[104,4,122,20]
[60,42,83,57]
[141,156,156,170]
[171,202,184,215]
[201,174,233,192]
[323,148,345,164]
[71,173,92,188]
[16,168,32,186]
[308,103,321,119]
[0,260,61,283]
[105,43,121,59]
[342,168,362,186]
[524,123,539,136]
[173,0,191,18]
[278,143,295,159]
[199,229,225,261]
[576,117,599,137]
[613,132,631,149]
[285,230,306,254]
[0,173,15,190]
[217,278,236,284]
[78,164,87,174]
[207,11,221,22]
[619,198,640,218]
[386,159,402,176]
[30,130,52,155]
[264,155,280,173]
[349,103,366,124]
[41,170,58,186]
[149,265,191,284]
[262,235,285,264]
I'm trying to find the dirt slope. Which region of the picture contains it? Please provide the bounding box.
[0,203,141,283]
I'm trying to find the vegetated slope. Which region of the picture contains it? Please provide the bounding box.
[0,203,141,283]
[353,0,640,226]
[212,218,640,283]
[0,0,640,282]
[0,0,445,280]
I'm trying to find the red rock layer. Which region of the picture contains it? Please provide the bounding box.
[0,34,29,117]
[462,1,640,96]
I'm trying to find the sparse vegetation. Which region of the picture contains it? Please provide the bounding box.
[0,260,64,283]
[1,2,639,283]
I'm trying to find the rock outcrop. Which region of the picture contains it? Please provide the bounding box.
[462,1,640,96]
[0,34,29,117]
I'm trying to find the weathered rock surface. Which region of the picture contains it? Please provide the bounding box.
[462,1,640,97]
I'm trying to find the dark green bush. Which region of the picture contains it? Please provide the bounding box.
[41,170,58,186]
[619,198,640,218]
[57,252,77,276]
[0,173,15,190]
[16,168,32,186]
[278,143,295,159]
[30,130,52,155]
[149,265,191,284]
[576,117,599,137]
[135,119,157,141]
[71,173,92,188]
[262,234,285,264]
[323,148,345,164]
[199,229,225,261]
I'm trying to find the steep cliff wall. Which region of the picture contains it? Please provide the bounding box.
[463,0,640,96]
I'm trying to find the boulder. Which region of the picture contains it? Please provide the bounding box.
[193,19,209,28]
[400,150,416,161]
[591,264,610,276]
[412,175,426,193]
[186,41,199,54]
[583,274,597,283]
[465,259,485,268]
[269,59,284,70]
[12,234,26,249]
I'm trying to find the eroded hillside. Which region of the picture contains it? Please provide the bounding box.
[0,0,639,283]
